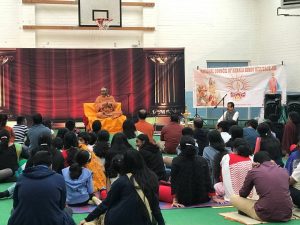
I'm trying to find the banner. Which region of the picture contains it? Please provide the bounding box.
[193,64,286,108]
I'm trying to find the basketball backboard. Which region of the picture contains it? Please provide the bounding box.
[78,0,122,27]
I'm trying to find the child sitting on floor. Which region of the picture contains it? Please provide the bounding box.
[78,131,106,191]
[62,150,101,206]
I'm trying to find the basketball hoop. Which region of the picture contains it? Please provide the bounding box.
[95,18,113,30]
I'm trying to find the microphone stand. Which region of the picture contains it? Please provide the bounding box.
[114,93,135,118]
[214,94,227,122]
[194,108,200,118]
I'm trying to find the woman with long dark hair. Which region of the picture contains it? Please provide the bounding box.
[56,128,69,140]
[170,135,221,207]
[225,125,243,150]
[282,111,300,155]
[136,134,167,181]
[255,122,283,167]
[122,119,141,149]
[0,129,18,182]
[61,132,79,167]
[105,132,133,180]
[79,150,165,225]
[93,130,110,163]
[203,130,230,184]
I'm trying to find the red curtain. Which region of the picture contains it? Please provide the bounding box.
[10,48,154,120]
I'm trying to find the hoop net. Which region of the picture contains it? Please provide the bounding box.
[95,18,113,30]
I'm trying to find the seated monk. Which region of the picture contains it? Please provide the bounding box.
[94,87,122,119]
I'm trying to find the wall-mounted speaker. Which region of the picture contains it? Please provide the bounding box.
[287,94,300,116]
[264,94,281,119]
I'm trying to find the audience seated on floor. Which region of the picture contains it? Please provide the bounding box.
[225,125,243,150]
[65,119,80,134]
[88,132,97,149]
[286,138,300,175]
[282,111,300,155]
[0,129,18,182]
[27,113,51,152]
[136,134,167,181]
[255,122,283,167]
[243,119,258,152]
[104,133,133,190]
[163,127,199,167]
[26,136,64,174]
[203,130,231,185]
[215,138,253,201]
[43,119,55,138]
[159,114,183,154]
[93,130,110,166]
[268,113,284,142]
[56,127,69,140]
[122,119,142,149]
[135,109,155,143]
[290,161,300,208]
[78,132,106,191]
[79,150,165,225]
[160,136,223,207]
[216,121,231,144]
[62,131,80,167]
[12,116,28,146]
[193,117,209,156]
[231,151,293,222]
[2,111,300,224]
[62,150,101,206]
[0,114,15,143]
[91,120,102,134]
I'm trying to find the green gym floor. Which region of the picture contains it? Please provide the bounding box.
[1,182,300,225]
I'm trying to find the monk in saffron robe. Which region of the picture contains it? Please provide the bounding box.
[269,73,278,94]
[94,87,122,119]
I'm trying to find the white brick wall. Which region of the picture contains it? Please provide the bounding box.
[0,0,299,91]
[257,0,300,92]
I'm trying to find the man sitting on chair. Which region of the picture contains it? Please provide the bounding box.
[94,87,122,119]
[217,102,239,123]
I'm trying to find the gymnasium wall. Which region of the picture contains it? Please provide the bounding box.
[257,0,300,92]
[0,0,300,119]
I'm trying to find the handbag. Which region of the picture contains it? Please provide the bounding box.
[254,137,261,154]
[126,173,157,225]
[84,214,105,225]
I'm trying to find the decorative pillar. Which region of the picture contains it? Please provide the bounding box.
[0,55,14,110]
[146,50,185,116]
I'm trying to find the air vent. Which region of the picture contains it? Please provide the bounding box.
[282,0,300,8]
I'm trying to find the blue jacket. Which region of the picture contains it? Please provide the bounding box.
[8,165,75,225]
[243,127,259,151]
[62,167,93,205]
[285,149,300,175]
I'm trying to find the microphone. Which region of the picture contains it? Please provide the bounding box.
[214,94,227,109]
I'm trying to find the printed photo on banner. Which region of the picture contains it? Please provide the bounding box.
[193,65,286,108]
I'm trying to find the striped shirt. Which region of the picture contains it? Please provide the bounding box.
[13,124,28,144]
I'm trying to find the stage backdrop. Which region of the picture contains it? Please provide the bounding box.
[193,64,286,108]
[0,48,185,120]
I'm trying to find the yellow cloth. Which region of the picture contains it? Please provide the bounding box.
[83,102,126,133]
[79,144,106,191]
